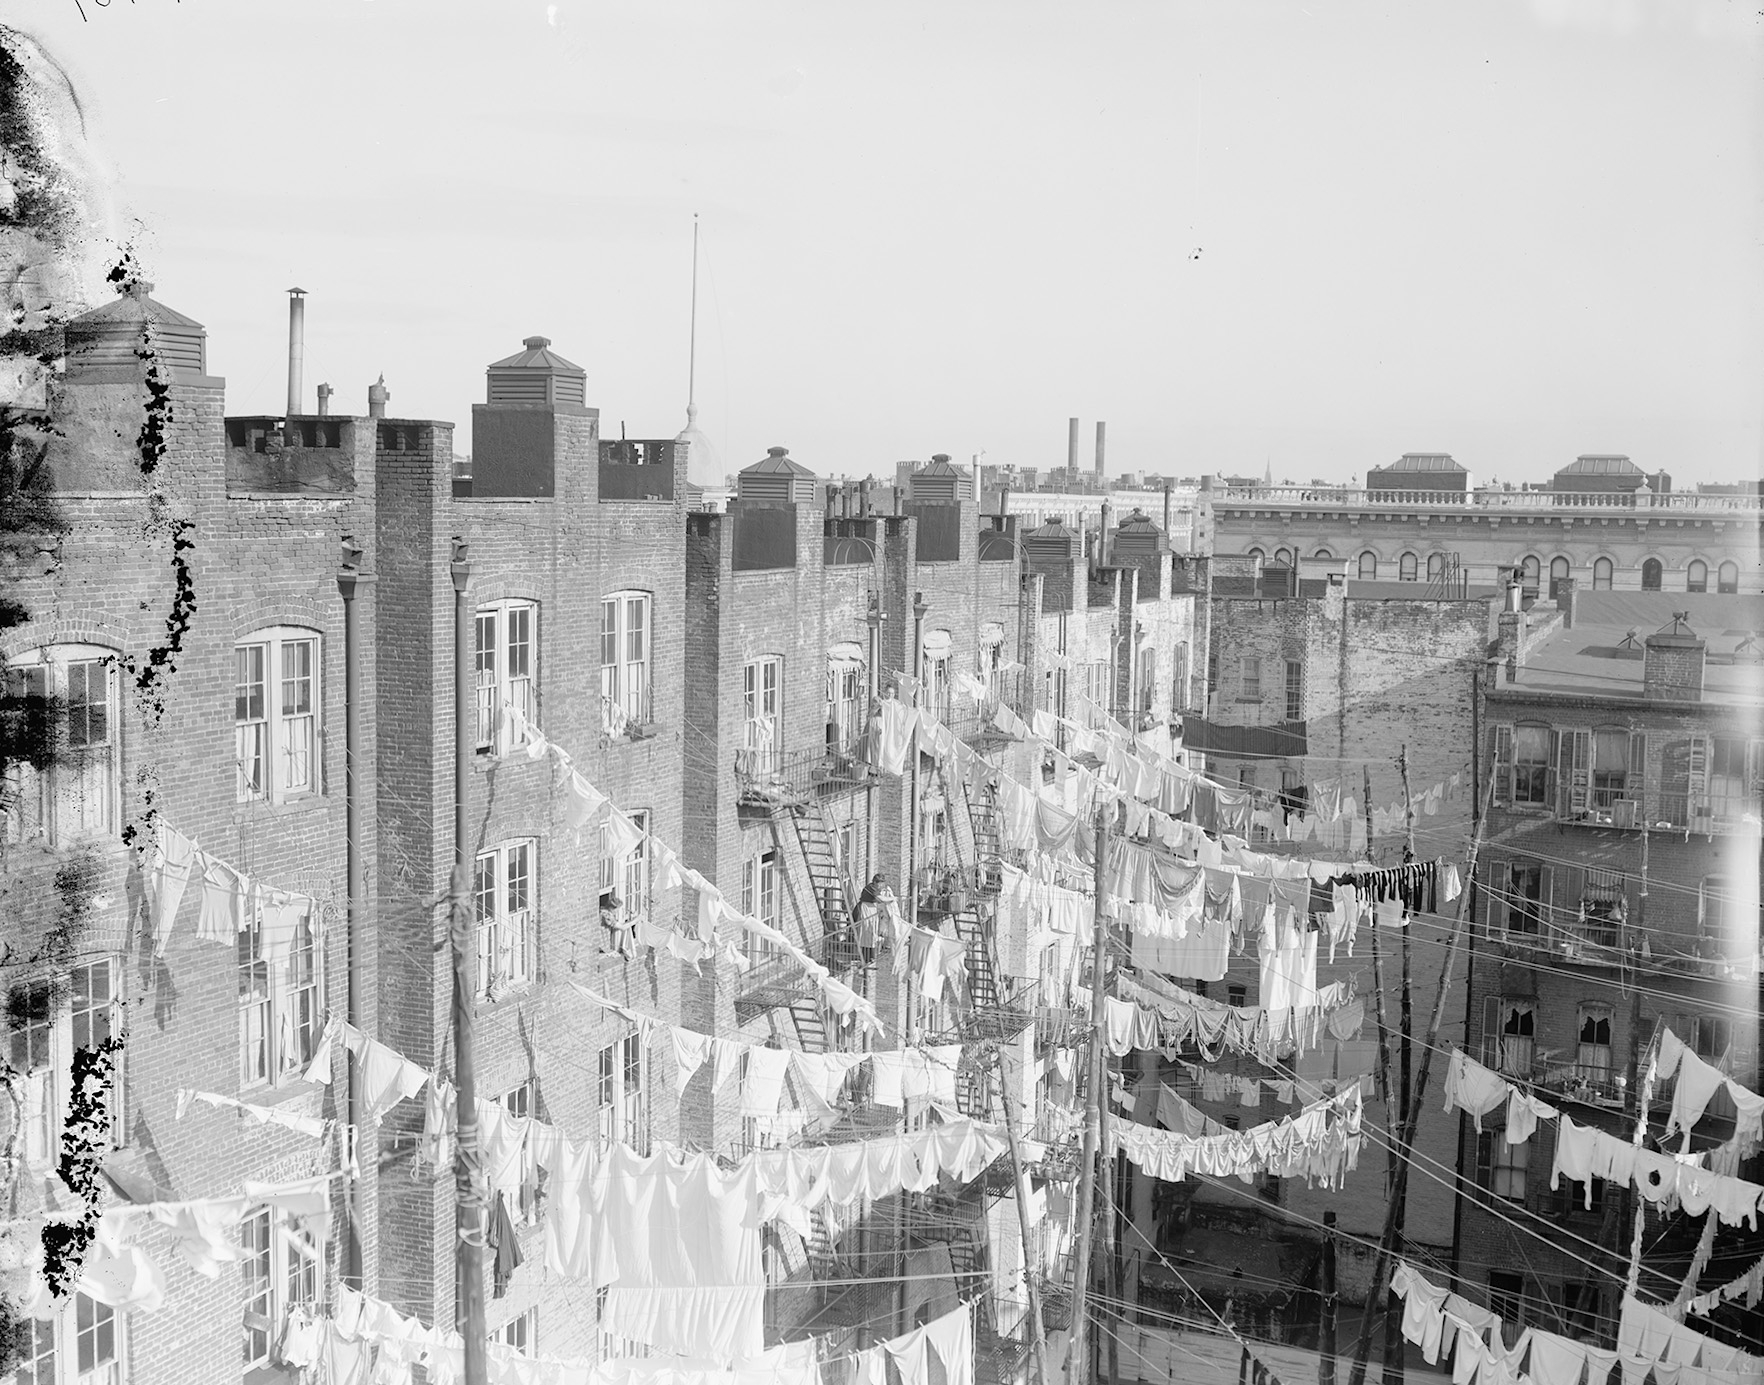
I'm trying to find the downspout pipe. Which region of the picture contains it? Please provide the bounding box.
[336,538,371,1290]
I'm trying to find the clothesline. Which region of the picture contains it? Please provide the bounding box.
[1686,1252,1764,1319]
[1112,1081,1367,1188]
[501,706,883,1035]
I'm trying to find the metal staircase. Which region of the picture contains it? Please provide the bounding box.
[786,994,832,1056]
[786,798,858,971]
[951,907,1001,1012]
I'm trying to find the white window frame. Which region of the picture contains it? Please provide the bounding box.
[740,657,782,778]
[742,850,782,965]
[3,645,120,845]
[501,1080,542,1225]
[827,659,866,758]
[6,960,126,1174]
[1283,659,1302,722]
[1357,552,1378,580]
[596,1030,648,1154]
[235,627,320,804]
[492,1307,538,1356]
[15,1291,125,1385]
[598,811,649,928]
[474,839,535,1003]
[242,1202,321,1370]
[600,591,651,736]
[238,901,321,1091]
[475,600,536,756]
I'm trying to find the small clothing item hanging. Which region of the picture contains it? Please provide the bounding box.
[487,1191,523,1298]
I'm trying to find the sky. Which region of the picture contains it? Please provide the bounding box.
[14,0,1763,487]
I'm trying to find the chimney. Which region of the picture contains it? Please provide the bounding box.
[1068,417,1080,474]
[316,383,333,418]
[1496,607,1528,685]
[1643,616,1706,702]
[367,374,389,419]
[1099,500,1113,566]
[1505,574,1523,613]
[1095,421,1106,476]
[1557,577,1577,628]
[286,288,306,417]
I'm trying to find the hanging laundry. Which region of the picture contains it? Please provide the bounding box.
[487,1191,523,1298]
[343,1024,428,1121]
[739,1046,792,1120]
[195,852,249,944]
[143,820,200,955]
[1440,1050,1509,1132]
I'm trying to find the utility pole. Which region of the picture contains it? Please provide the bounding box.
[1360,765,1399,1193]
[449,539,489,1385]
[1622,765,1650,1273]
[996,1041,1052,1385]
[898,590,929,1338]
[1320,1211,1339,1385]
[1068,803,1111,1385]
[336,538,373,1290]
[1388,747,1420,1385]
[1625,1019,1666,1301]
[1347,774,1495,1385]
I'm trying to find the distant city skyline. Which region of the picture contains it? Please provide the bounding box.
[15,0,1762,488]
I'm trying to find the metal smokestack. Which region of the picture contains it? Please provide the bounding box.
[1068,417,1079,474]
[286,288,307,417]
[1095,421,1106,476]
[316,383,333,418]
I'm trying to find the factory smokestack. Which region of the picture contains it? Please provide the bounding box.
[1095,421,1106,476]
[286,287,306,417]
[1068,417,1079,474]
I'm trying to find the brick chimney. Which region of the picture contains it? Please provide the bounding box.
[1643,615,1705,702]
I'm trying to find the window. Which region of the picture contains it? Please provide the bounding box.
[1641,558,1662,591]
[235,628,319,802]
[1690,1014,1732,1062]
[1274,547,1294,568]
[1590,728,1633,807]
[1576,1005,1613,1088]
[475,600,535,755]
[239,905,320,1089]
[15,1293,124,1385]
[1591,557,1613,591]
[492,1308,537,1355]
[1135,647,1157,715]
[242,1203,320,1369]
[1520,555,1540,594]
[1580,869,1626,947]
[1491,1134,1528,1202]
[1426,553,1446,581]
[474,840,535,1002]
[1239,656,1261,702]
[1514,725,1552,804]
[1399,552,1418,582]
[1357,552,1377,580]
[1707,737,1759,826]
[1283,660,1302,722]
[742,851,781,964]
[3,646,120,844]
[1313,548,1333,560]
[1549,556,1571,600]
[739,657,782,779]
[6,960,126,1170]
[1687,559,1708,594]
[600,592,651,735]
[1487,1271,1525,1328]
[1562,1282,1603,1340]
[596,1031,648,1153]
[1698,877,1735,961]
[1557,1171,1604,1219]
[501,1081,542,1224]
[597,811,649,938]
[1486,997,1535,1075]
[921,631,953,724]
[826,655,866,757]
[1226,983,1246,1007]
[1246,547,1265,566]
[1717,561,1739,594]
[1502,865,1545,938]
[1171,643,1189,714]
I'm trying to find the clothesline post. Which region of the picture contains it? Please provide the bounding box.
[994,1041,1052,1385]
[1346,771,1495,1385]
[1068,801,1111,1385]
[1624,1018,1666,1302]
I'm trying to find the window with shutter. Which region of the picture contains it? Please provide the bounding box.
[1492,724,1515,806]
[1559,728,1591,818]
[1687,735,1710,829]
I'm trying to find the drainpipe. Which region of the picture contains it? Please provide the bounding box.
[336,537,373,1290]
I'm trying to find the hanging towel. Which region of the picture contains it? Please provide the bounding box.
[145,821,200,955]
[670,1029,715,1095]
[740,1047,792,1120]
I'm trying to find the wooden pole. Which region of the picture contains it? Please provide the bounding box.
[1346,773,1495,1385]
[1625,1020,1666,1301]
[1320,1210,1339,1385]
[1068,803,1111,1385]
[996,1041,1053,1385]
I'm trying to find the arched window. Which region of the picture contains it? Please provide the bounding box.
[1641,558,1662,591]
[1717,561,1739,594]
[1313,548,1333,560]
[1274,547,1295,568]
[1399,552,1418,582]
[237,626,322,802]
[1520,556,1541,594]
[3,644,120,844]
[1136,646,1158,714]
[1548,556,1571,600]
[1358,552,1378,580]
[1426,553,1446,581]
[827,642,867,756]
[1592,557,1613,591]
[1246,547,1266,566]
[1686,559,1708,594]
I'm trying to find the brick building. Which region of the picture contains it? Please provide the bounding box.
[1210,456,1764,597]
[1116,558,1498,1318]
[1454,584,1763,1348]
[370,333,692,1359]
[1,284,370,1384]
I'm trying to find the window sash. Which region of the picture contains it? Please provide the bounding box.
[1240,657,1261,700]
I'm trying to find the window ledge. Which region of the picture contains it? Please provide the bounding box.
[477,980,539,1010]
[235,793,324,817]
[603,723,663,745]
